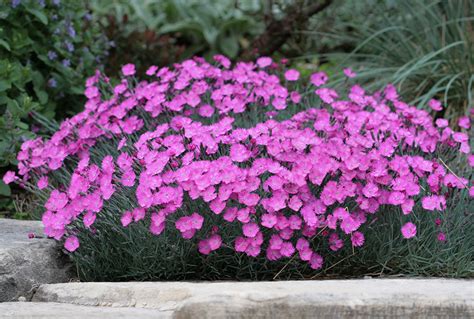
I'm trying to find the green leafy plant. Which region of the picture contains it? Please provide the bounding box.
[90,0,264,75]
[0,0,109,206]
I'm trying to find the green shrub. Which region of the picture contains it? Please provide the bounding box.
[0,0,109,203]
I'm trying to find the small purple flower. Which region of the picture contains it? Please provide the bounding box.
[51,14,58,21]
[53,0,61,6]
[62,59,70,67]
[47,51,57,61]
[37,0,45,7]
[84,13,92,21]
[64,40,74,52]
[66,23,76,38]
[48,78,57,88]
[11,0,21,8]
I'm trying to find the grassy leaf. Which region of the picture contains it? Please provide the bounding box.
[26,8,48,25]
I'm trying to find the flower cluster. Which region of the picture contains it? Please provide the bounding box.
[4,55,473,271]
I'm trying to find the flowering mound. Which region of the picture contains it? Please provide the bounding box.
[4,56,473,274]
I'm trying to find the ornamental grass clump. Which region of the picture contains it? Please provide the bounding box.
[4,56,473,280]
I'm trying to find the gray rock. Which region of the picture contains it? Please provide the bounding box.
[0,302,171,319]
[0,219,73,302]
[32,279,474,318]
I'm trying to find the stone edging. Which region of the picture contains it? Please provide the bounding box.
[4,279,468,318]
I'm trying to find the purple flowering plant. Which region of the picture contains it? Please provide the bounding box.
[4,55,473,280]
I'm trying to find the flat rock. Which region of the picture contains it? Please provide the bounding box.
[0,219,73,302]
[32,279,474,318]
[0,302,170,319]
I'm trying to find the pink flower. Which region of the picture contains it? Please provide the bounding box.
[458,116,470,129]
[256,57,272,68]
[122,63,136,76]
[315,88,338,104]
[343,68,356,78]
[340,215,360,234]
[388,191,405,205]
[121,211,133,227]
[150,212,166,235]
[117,137,127,150]
[288,215,302,230]
[351,231,365,247]
[146,65,158,76]
[85,86,99,99]
[288,196,302,211]
[435,119,449,128]
[37,176,49,189]
[189,213,204,229]
[230,144,251,162]
[83,212,96,228]
[3,171,17,184]
[150,221,165,235]
[469,186,474,198]
[421,195,446,211]
[235,236,249,252]
[132,207,146,222]
[214,55,231,68]
[208,234,222,250]
[468,155,474,167]
[310,72,328,87]
[198,234,222,255]
[121,169,136,187]
[437,232,446,242]
[64,236,79,252]
[242,222,259,238]
[309,253,323,269]
[45,190,68,212]
[223,207,237,222]
[362,182,379,198]
[280,242,295,257]
[290,91,301,104]
[175,212,204,238]
[401,198,414,215]
[401,222,417,239]
[328,233,343,251]
[261,213,277,228]
[198,104,214,117]
[284,69,300,81]
[428,99,442,111]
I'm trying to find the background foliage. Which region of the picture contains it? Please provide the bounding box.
[0,0,109,215]
[318,0,474,122]
[89,0,265,74]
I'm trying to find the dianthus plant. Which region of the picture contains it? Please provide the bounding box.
[4,55,473,272]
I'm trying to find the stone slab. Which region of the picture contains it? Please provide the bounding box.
[31,279,474,318]
[0,219,73,302]
[0,302,170,319]
[0,218,44,248]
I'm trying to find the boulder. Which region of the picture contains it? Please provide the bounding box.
[0,219,73,302]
